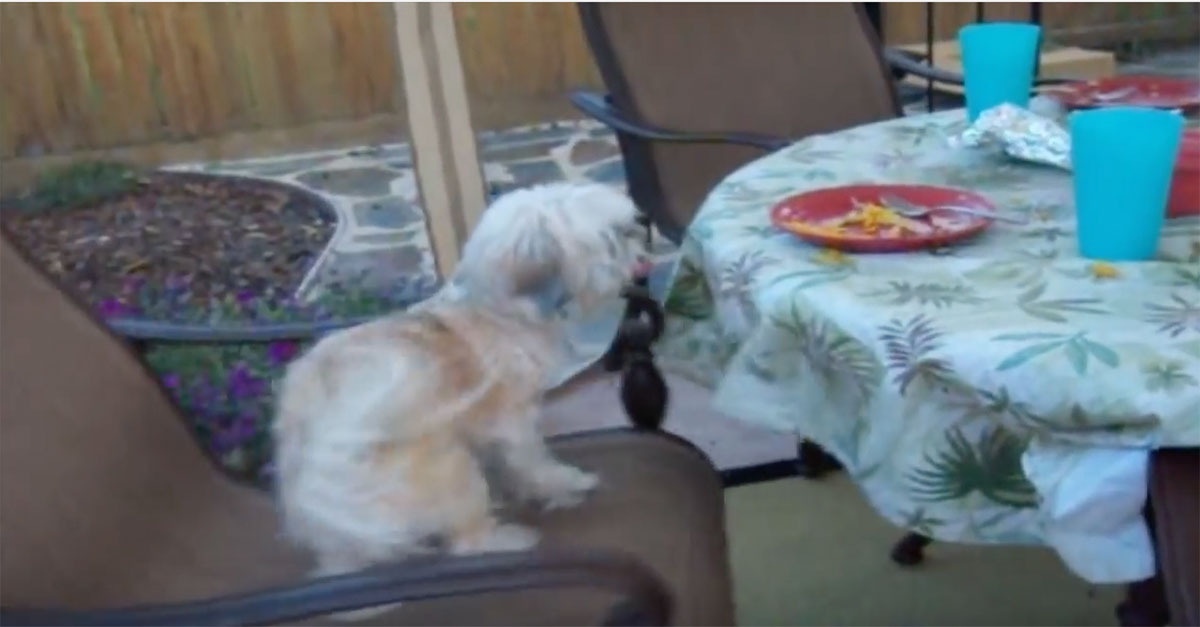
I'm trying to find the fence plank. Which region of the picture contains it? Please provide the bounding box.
[0,2,1193,168]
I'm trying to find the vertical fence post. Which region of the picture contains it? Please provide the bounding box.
[925,2,935,112]
[393,2,488,277]
[1031,2,1043,80]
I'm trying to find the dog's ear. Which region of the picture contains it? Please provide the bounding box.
[506,213,566,296]
[456,207,565,299]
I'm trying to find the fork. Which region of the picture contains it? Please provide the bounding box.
[1091,86,1138,102]
[879,194,1028,226]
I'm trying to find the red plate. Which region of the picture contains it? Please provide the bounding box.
[770,184,995,253]
[1047,75,1200,110]
[1169,127,1200,218]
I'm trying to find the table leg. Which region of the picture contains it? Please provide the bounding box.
[890,532,932,566]
[1117,577,1169,627]
[796,439,843,479]
[1116,500,1169,626]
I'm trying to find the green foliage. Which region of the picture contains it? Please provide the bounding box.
[908,426,1039,509]
[1142,360,1199,393]
[992,331,1119,376]
[663,257,713,320]
[1015,282,1108,323]
[7,160,139,214]
[878,314,954,395]
[768,299,882,400]
[864,280,984,309]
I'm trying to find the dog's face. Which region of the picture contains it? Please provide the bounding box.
[455,183,648,314]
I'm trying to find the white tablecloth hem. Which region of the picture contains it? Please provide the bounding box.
[1023,440,1155,584]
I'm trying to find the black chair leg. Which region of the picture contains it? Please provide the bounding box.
[1115,499,1169,626]
[890,532,932,566]
[795,439,842,479]
[1116,577,1169,627]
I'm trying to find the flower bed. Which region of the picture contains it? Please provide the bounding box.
[2,164,439,485]
[105,274,440,485]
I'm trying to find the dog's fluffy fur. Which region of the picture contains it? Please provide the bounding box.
[273,183,646,578]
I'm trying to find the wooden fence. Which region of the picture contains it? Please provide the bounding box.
[1,2,1196,190]
[882,2,1199,46]
[0,3,406,162]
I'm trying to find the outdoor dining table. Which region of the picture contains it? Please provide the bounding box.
[657,108,1200,585]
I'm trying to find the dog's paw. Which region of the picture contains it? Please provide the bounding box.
[537,466,600,510]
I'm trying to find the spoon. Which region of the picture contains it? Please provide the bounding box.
[879,194,1029,226]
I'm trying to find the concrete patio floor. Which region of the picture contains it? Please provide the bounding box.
[169,44,1199,470]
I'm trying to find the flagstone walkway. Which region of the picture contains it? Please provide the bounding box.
[169,119,681,304]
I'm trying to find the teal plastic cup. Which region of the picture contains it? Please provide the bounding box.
[959,23,1042,121]
[1070,107,1184,261]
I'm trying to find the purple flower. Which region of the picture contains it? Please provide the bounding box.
[212,428,241,454]
[236,289,258,307]
[232,415,258,440]
[226,363,266,399]
[267,341,299,365]
[161,373,181,389]
[97,298,132,319]
[188,378,220,414]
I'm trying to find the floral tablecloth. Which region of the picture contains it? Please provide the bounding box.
[658,109,1200,584]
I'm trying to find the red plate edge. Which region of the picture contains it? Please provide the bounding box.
[769,184,996,254]
[1048,75,1200,110]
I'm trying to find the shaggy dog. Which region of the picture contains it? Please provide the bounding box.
[273,182,648,581]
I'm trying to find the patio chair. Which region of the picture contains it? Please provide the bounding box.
[571,2,1063,245]
[571,1,1068,565]
[0,231,735,626]
[575,0,910,495]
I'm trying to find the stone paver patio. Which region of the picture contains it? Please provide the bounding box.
[168,119,655,303]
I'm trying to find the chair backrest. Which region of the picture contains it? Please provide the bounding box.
[0,233,275,609]
[579,2,901,242]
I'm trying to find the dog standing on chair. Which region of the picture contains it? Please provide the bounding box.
[273,183,649,580]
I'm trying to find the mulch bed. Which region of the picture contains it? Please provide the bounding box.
[0,169,355,484]
[2,172,336,316]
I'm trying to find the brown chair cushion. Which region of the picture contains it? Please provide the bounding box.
[1149,448,1199,627]
[0,234,733,625]
[336,431,735,627]
[0,233,308,610]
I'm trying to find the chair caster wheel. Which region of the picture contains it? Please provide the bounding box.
[795,439,842,479]
[890,532,931,567]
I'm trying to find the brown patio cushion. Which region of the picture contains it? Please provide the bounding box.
[0,234,733,626]
[1148,448,1200,627]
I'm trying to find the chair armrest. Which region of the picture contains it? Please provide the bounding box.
[570,89,791,152]
[884,48,1084,89]
[884,48,965,85]
[0,549,672,627]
